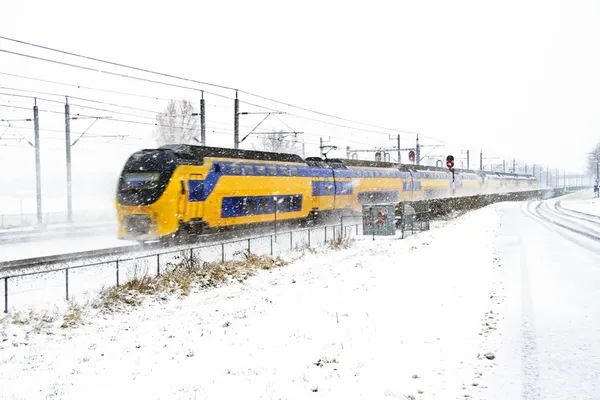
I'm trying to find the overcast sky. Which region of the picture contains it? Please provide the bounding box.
[1,0,599,210]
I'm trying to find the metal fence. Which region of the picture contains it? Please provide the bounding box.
[1,220,363,313]
[398,211,431,238]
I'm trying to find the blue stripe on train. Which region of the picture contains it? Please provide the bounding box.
[311,181,353,196]
[221,195,303,218]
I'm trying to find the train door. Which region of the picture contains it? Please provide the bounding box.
[186,174,205,221]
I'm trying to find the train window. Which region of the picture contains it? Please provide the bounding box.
[268,165,278,175]
[245,197,257,215]
[280,166,290,176]
[282,196,292,212]
[290,167,299,176]
[255,165,266,175]
[292,195,302,211]
[230,164,242,175]
[234,198,245,216]
[242,165,254,175]
[258,197,270,214]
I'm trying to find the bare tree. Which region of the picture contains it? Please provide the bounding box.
[153,99,198,145]
[254,130,302,155]
[588,141,600,177]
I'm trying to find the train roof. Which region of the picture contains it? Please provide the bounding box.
[160,144,306,164]
[155,144,537,179]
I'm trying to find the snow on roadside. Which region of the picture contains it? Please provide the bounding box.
[0,206,503,400]
[561,196,600,217]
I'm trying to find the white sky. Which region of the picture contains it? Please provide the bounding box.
[1,0,599,208]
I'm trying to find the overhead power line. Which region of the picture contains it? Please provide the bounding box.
[0,35,443,142]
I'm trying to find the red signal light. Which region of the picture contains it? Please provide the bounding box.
[447,161,454,168]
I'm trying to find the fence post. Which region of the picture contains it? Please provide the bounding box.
[290,231,293,250]
[116,260,120,287]
[247,238,251,253]
[324,226,327,243]
[65,268,70,301]
[270,235,273,256]
[356,223,359,235]
[308,229,311,247]
[157,254,161,276]
[221,243,225,263]
[4,277,7,313]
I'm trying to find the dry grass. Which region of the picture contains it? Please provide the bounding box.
[99,250,287,311]
[328,230,354,250]
[61,301,82,328]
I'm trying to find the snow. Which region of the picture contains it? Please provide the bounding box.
[559,192,600,217]
[0,224,354,311]
[0,206,502,399]
[0,230,125,262]
[0,195,114,229]
[483,194,600,399]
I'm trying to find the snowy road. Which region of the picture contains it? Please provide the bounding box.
[489,193,600,399]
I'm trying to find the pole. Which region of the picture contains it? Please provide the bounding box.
[513,159,516,174]
[503,160,506,173]
[33,99,42,225]
[302,137,306,157]
[65,97,73,223]
[200,92,206,146]
[546,167,549,187]
[416,135,420,166]
[234,90,239,149]
[273,196,277,240]
[320,137,323,157]
[397,134,401,165]
[466,150,470,170]
[480,150,483,171]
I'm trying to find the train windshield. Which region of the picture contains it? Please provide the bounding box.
[121,172,161,191]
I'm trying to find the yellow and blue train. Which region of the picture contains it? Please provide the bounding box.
[115,144,538,241]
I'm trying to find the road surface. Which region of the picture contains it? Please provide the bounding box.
[489,191,600,399]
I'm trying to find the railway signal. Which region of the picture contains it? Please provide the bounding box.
[408,150,415,163]
[446,155,455,170]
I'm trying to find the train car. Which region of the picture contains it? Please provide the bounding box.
[115,144,538,241]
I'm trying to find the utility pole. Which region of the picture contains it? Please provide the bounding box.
[234,90,239,149]
[302,136,305,157]
[65,97,73,223]
[466,150,470,170]
[33,98,42,225]
[480,150,483,171]
[397,134,401,166]
[415,135,421,166]
[513,159,516,174]
[200,91,206,146]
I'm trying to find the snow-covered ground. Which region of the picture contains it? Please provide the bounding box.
[559,191,600,217]
[0,195,115,229]
[0,228,124,262]
[0,206,502,400]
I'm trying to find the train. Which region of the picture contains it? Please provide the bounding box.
[115,144,538,241]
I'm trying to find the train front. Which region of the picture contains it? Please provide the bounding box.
[115,149,180,241]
